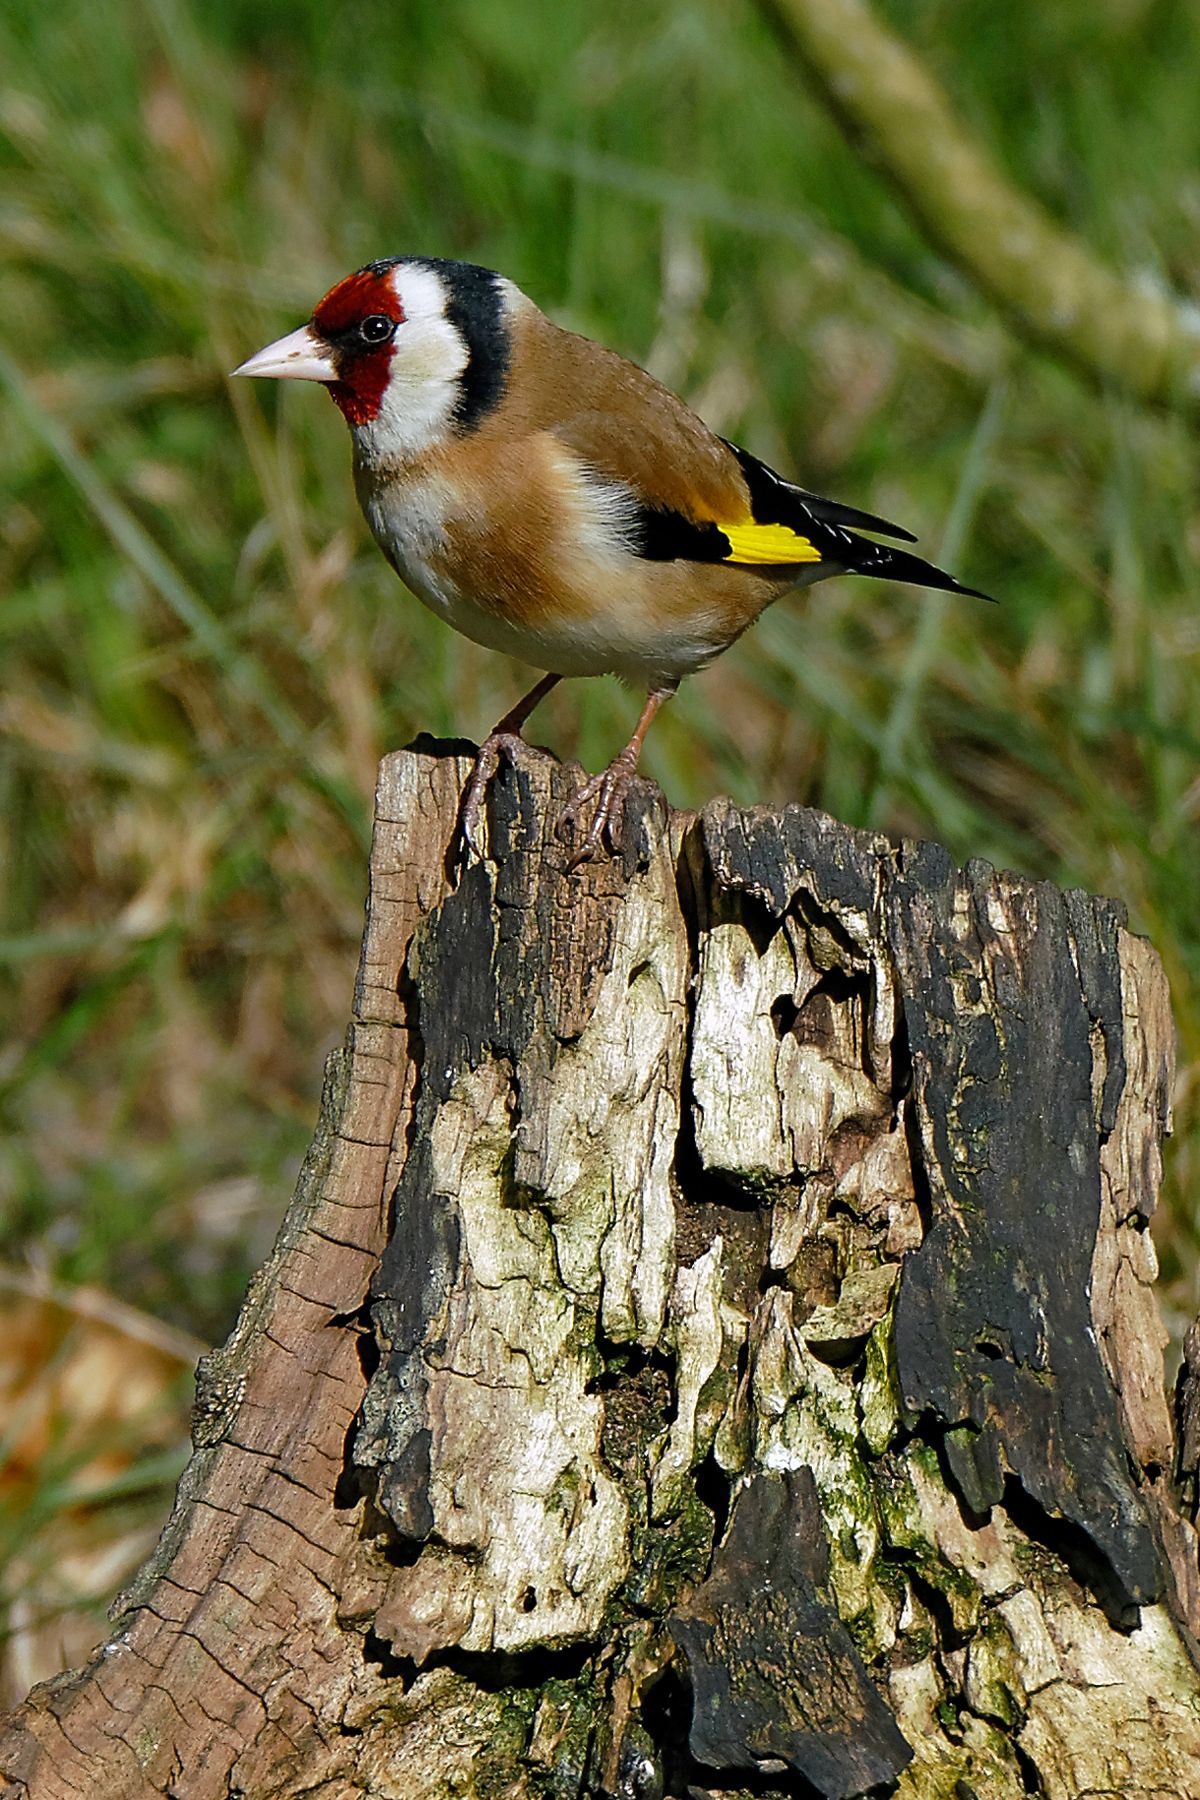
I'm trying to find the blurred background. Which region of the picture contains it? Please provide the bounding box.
[2,0,1198,1702]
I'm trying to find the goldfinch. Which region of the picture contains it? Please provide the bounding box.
[234,257,988,862]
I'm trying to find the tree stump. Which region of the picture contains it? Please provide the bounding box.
[3,738,1198,1800]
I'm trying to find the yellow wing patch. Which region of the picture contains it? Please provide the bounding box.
[719,522,822,565]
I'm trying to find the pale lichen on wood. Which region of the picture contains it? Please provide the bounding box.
[2,738,1198,1800]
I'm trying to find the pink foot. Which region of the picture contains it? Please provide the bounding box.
[458,673,562,862]
[556,752,640,869]
[459,732,526,860]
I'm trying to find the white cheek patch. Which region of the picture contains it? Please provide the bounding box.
[353,263,469,461]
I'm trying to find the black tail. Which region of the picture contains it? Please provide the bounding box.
[833,528,994,602]
[725,440,991,595]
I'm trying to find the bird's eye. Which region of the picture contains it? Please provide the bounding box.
[358,314,396,346]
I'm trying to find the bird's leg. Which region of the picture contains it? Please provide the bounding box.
[460,672,562,856]
[558,682,677,869]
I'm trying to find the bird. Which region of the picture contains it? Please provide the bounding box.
[233,256,989,864]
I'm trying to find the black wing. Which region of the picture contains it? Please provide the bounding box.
[725,442,918,543]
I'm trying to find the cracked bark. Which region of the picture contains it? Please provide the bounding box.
[2,738,1198,1800]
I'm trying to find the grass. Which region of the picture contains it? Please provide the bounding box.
[2,0,1199,1674]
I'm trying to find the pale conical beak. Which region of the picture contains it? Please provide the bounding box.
[230,324,337,383]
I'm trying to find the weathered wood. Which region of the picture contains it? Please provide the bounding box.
[2,737,1197,1800]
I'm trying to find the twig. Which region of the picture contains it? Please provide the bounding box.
[755,0,1200,408]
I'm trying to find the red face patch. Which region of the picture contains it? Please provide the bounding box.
[311,266,406,426]
[312,267,404,337]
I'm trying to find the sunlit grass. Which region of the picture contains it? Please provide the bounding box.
[2,0,1199,1669]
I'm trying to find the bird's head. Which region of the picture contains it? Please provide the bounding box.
[232,257,513,456]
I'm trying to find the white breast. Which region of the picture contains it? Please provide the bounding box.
[358,467,457,615]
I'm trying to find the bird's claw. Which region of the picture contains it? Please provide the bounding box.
[458,732,525,864]
[557,755,637,869]
[462,735,643,873]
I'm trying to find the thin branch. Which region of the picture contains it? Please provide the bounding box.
[755,0,1200,408]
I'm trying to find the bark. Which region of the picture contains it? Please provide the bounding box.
[2,737,1198,1800]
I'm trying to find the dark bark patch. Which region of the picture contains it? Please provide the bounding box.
[701,798,887,924]
[357,1131,460,1539]
[888,850,1159,1607]
[669,1469,912,1797]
